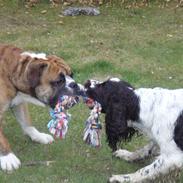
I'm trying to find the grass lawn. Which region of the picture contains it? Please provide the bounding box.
[0,0,183,182]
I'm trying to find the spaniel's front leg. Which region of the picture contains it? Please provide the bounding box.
[113,141,159,162]
[109,153,183,183]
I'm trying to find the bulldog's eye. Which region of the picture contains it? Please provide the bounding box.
[51,75,65,86]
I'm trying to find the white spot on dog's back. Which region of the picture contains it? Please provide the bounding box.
[21,52,47,60]
[110,78,120,82]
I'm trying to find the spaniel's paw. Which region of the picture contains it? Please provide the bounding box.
[109,174,131,183]
[113,149,133,162]
[0,153,21,172]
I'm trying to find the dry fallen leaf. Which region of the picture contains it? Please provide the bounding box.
[167,34,173,38]
[58,20,64,24]
[58,14,64,18]
[41,10,47,14]
[63,2,71,6]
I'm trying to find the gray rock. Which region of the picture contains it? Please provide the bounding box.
[63,7,100,16]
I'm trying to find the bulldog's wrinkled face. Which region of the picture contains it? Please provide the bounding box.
[37,73,82,109]
[14,52,83,108]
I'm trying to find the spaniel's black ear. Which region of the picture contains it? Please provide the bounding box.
[105,94,128,151]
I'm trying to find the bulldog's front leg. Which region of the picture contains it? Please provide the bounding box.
[0,99,21,172]
[0,124,21,172]
[12,103,54,144]
[23,126,54,144]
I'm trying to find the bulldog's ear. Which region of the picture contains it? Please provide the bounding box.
[47,55,72,75]
[27,62,47,88]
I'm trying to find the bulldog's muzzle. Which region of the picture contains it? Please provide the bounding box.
[65,76,85,96]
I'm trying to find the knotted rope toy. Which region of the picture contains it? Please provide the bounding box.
[83,97,102,148]
[47,94,102,147]
[47,95,79,139]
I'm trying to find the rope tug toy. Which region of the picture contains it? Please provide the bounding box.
[83,97,102,147]
[47,95,102,147]
[47,95,79,139]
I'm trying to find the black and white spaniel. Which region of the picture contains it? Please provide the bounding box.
[84,78,183,183]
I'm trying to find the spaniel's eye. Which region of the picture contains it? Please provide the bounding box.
[84,80,91,88]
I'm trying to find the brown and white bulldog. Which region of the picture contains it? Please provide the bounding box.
[0,44,82,172]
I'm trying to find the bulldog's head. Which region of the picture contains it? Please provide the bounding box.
[12,52,82,108]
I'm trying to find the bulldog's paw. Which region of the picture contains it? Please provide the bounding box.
[24,126,54,144]
[113,149,133,162]
[33,132,54,144]
[109,174,131,183]
[0,153,21,172]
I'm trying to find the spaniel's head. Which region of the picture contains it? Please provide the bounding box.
[84,78,138,151]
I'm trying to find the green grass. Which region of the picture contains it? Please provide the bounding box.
[0,1,183,182]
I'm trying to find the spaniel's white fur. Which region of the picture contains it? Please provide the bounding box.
[111,87,183,183]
